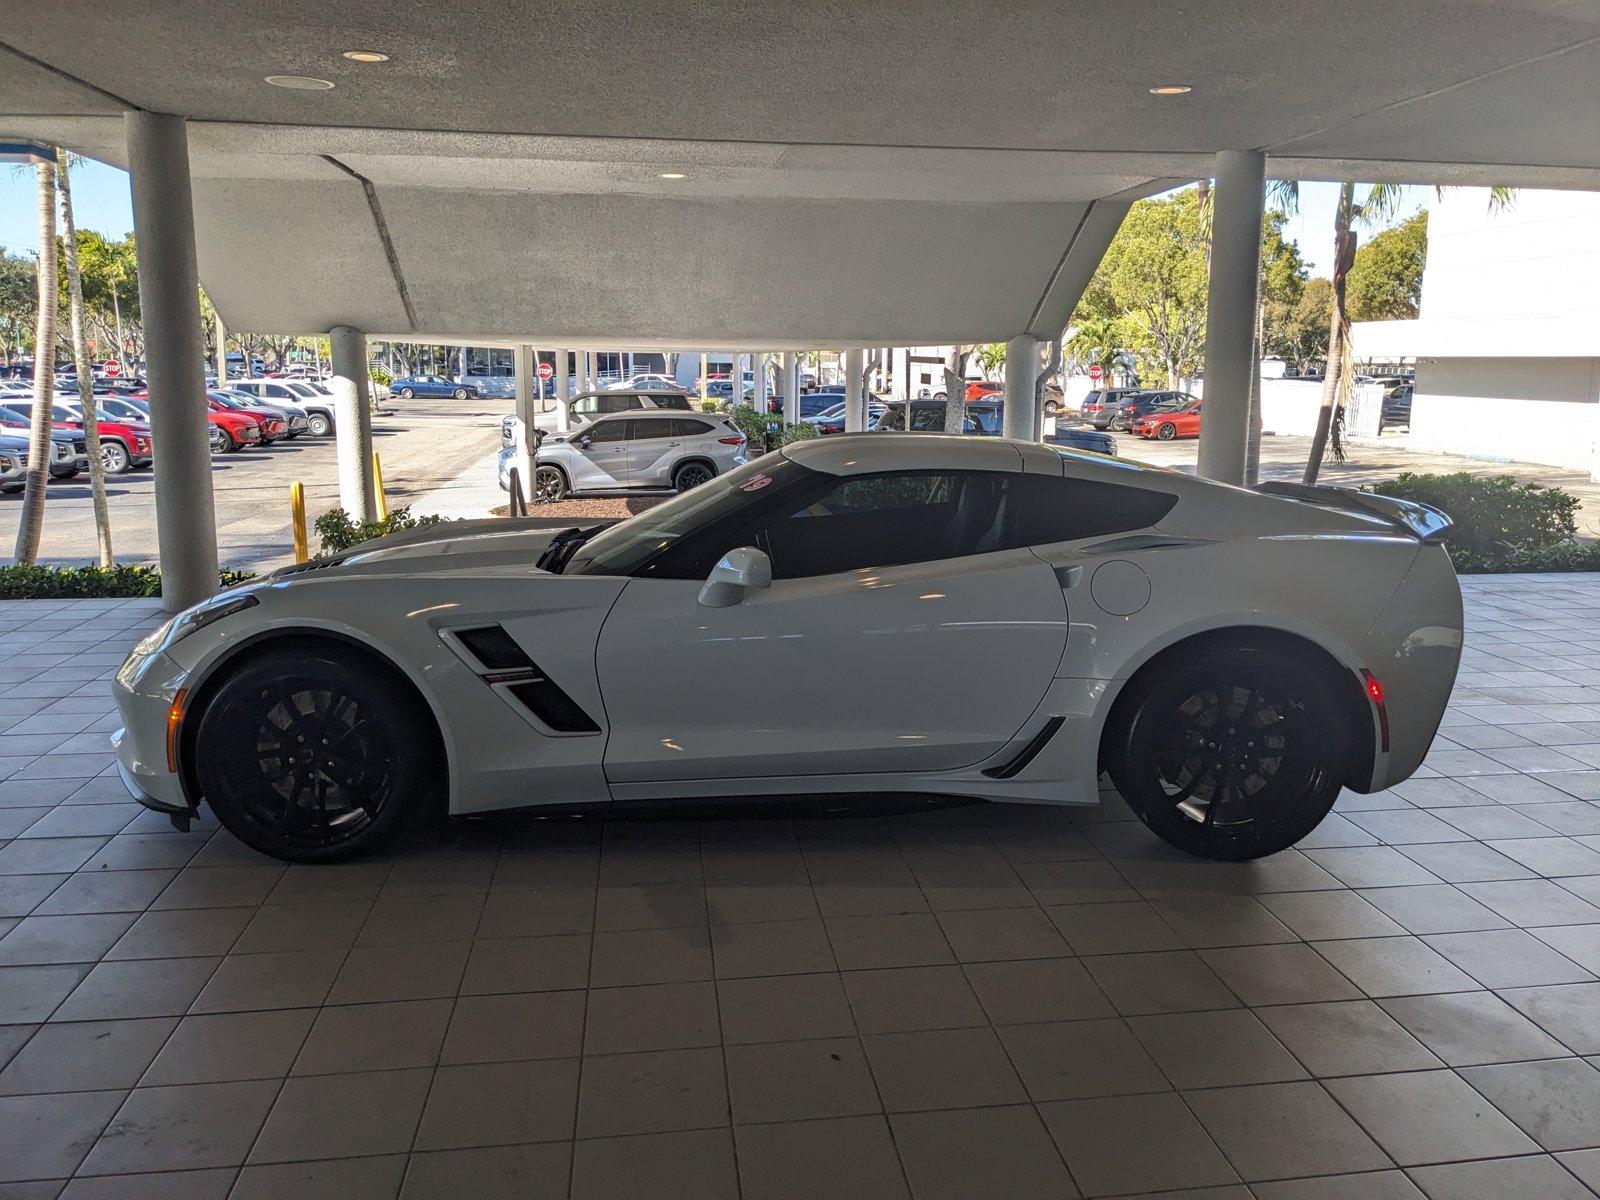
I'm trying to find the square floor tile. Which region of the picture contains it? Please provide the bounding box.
[571,1128,738,1200]
[190,949,343,1013]
[736,1115,908,1200]
[0,912,136,964]
[1324,1069,1538,1165]
[862,1027,1025,1112]
[1460,1057,1600,1151]
[1532,923,1600,975]
[1311,936,1480,996]
[1461,879,1600,926]
[104,906,252,959]
[890,1105,1078,1200]
[581,981,718,1055]
[401,1142,571,1200]
[1358,885,1512,935]
[1380,990,1575,1065]
[1424,928,1594,988]
[1258,890,1407,940]
[1256,999,1442,1077]
[327,941,470,1004]
[590,927,711,987]
[1185,1080,1391,1180]
[826,913,953,970]
[726,1036,880,1124]
[79,1080,279,1175]
[1199,943,1365,1006]
[0,1017,175,1094]
[718,972,856,1045]
[1040,1091,1237,1195]
[251,1069,432,1162]
[935,906,1070,962]
[0,962,90,1023]
[231,900,369,954]
[1082,950,1242,1015]
[842,965,985,1035]
[1407,1154,1595,1200]
[1127,1009,1308,1088]
[231,1155,408,1200]
[710,918,834,979]
[461,934,590,994]
[1047,900,1184,955]
[1500,983,1600,1054]
[577,1046,727,1138]
[997,1017,1168,1101]
[293,998,453,1074]
[964,957,1115,1025]
[143,1008,316,1085]
[414,1058,579,1150]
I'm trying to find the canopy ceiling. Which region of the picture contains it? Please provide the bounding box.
[3,0,1597,345]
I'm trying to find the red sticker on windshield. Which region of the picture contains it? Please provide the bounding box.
[740,474,773,492]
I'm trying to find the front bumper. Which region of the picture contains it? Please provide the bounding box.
[111,647,195,821]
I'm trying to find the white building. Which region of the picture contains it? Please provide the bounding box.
[1352,188,1600,474]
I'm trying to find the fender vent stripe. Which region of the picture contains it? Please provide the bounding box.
[456,625,533,671]
[984,716,1066,780]
[451,624,601,734]
[509,680,601,734]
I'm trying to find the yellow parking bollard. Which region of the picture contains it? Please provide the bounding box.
[372,451,388,521]
[289,480,308,563]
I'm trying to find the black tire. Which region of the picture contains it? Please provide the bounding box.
[532,465,567,503]
[1105,644,1350,861]
[308,412,333,437]
[1156,423,1177,440]
[399,387,414,399]
[673,461,715,492]
[453,387,468,400]
[209,425,231,454]
[192,646,438,862]
[51,467,80,481]
[100,440,130,475]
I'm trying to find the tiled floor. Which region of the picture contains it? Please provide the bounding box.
[4,582,1600,1197]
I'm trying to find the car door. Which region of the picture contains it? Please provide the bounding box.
[595,466,1069,782]
[568,417,632,489]
[620,415,680,487]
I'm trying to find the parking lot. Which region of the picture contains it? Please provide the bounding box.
[3,576,1600,1196]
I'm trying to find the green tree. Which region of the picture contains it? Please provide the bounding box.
[1265,276,1332,372]
[0,252,35,367]
[1346,211,1428,320]
[73,230,139,361]
[973,342,1006,377]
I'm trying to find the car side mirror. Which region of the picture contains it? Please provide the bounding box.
[576,434,592,448]
[698,546,772,608]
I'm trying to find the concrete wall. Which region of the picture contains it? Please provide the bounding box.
[1409,357,1600,470]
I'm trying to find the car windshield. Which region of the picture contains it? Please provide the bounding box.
[565,455,813,577]
[1148,396,1189,411]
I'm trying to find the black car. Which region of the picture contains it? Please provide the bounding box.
[1045,427,1117,455]
[1097,390,1200,431]
[874,400,1114,454]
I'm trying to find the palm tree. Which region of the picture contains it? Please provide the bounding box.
[1064,317,1121,383]
[57,149,114,566]
[13,157,58,564]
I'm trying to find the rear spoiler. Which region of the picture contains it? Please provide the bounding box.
[1254,481,1454,544]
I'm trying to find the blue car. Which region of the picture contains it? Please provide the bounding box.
[390,374,479,400]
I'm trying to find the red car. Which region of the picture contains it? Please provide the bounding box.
[965,379,1002,402]
[206,394,287,445]
[4,399,154,474]
[111,393,260,454]
[1132,398,1203,440]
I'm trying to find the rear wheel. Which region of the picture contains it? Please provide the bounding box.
[453,387,468,400]
[193,647,438,862]
[399,387,414,399]
[532,465,567,503]
[673,462,715,492]
[1105,645,1349,860]
[100,441,130,474]
[209,425,230,454]
[308,412,332,437]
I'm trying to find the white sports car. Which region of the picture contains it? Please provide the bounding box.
[112,435,1463,863]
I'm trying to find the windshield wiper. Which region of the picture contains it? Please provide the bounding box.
[537,524,602,573]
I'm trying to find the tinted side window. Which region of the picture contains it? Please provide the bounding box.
[654,395,692,411]
[584,420,629,443]
[757,471,1014,579]
[629,418,675,442]
[1012,474,1178,546]
[670,418,715,437]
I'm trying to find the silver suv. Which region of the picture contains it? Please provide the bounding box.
[500,412,747,501]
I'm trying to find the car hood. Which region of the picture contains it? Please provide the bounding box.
[270,516,623,581]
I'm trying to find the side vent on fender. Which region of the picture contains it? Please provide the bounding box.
[450,625,601,734]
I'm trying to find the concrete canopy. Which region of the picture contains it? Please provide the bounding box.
[3,0,1598,345]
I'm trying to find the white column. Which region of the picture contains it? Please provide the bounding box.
[1003,335,1043,441]
[754,352,770,412]
[1196,150,1265,485]
[329,325,375,521]
[781,352,799,425]
[125,111,218,612]
[513,343,535,503]
[554,348,571,432]
[844,347,867,432]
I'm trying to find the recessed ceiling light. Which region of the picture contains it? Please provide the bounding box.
[1148,84,1193,95]
[342,50,391,63]
[658,172,687,180]
[264,75,336,90]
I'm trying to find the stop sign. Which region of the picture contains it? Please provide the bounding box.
[103,359,121,378]
[1088,364,1103,381]
[536,362,553,381]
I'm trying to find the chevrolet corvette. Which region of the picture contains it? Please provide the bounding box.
[112,435,1463,863]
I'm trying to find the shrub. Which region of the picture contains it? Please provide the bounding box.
[314,506,447,555]
[368,366,393,389]
[0,564,256,599]
[1366,472,1600,573]
[728,404,820,450]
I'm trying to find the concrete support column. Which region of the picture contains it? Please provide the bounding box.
[513,343,535,502]
[329,324,375,522]
[125,111,217,613]
[1196,150,1265,484]
[754,353,770,412]
[781,352,799,425]
[1003,335,1043,441]
[844,348,867,432]
[553,349,570,432]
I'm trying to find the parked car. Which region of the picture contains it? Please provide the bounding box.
[391,375,478,400]
[1098,390,1200,431]
[205,391,288,444]
[217,388,311,439]
[114,434,1463,864]
[875,399,1004,434]
[966,380,1003,402]
[0,406,87,478]
[0,432,28,492]
[228,379,334,436]
[531,389,696,435]
[806,402,888,435]
[522,412,747,501]
[1044,427,1117,455]
[607,374,690,394]
[1080,388,1144,422]
[767,389,844,420]
[1382,384,1413,428]
[1132,396,1204,440]
[109,395,262,454]
[49,399,158,474]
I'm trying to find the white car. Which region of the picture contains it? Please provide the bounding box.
[605,373,690,393]
[111,435,1463,863]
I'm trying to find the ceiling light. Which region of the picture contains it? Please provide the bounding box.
[342,50,391,63]
[264,75,336,90]
[658,172,686,180]
[1148,84,1193,95]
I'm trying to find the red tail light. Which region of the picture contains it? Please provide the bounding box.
[718,436,745,445]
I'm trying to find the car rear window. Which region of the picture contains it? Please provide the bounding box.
[653,395,693,410]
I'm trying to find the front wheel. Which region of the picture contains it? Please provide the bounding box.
[1106,645,1349,860]
[209,426,230,454]
[1156,423,1177,440]
[399,387,414,399]
[192,647,438,862]
[308,412,332,437]
[673,462,715,492]
[453,387,468,400]
[99,441,131,474]
[532,465,567,503]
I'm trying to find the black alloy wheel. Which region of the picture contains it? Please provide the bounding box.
[532,465,567,503]
[193,648,435,861]
[209,425,230,453]
[674,462,715,492]
[1157,423,1177,440]
[1108,646,1348,860]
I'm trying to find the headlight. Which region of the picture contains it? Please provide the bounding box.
[164,592,260,649]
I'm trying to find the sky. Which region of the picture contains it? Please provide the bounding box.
[0,159,1427,280]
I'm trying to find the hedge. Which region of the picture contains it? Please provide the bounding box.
[313,506,447,555]
[0,564,256,599]
[1366,473,1600,573]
